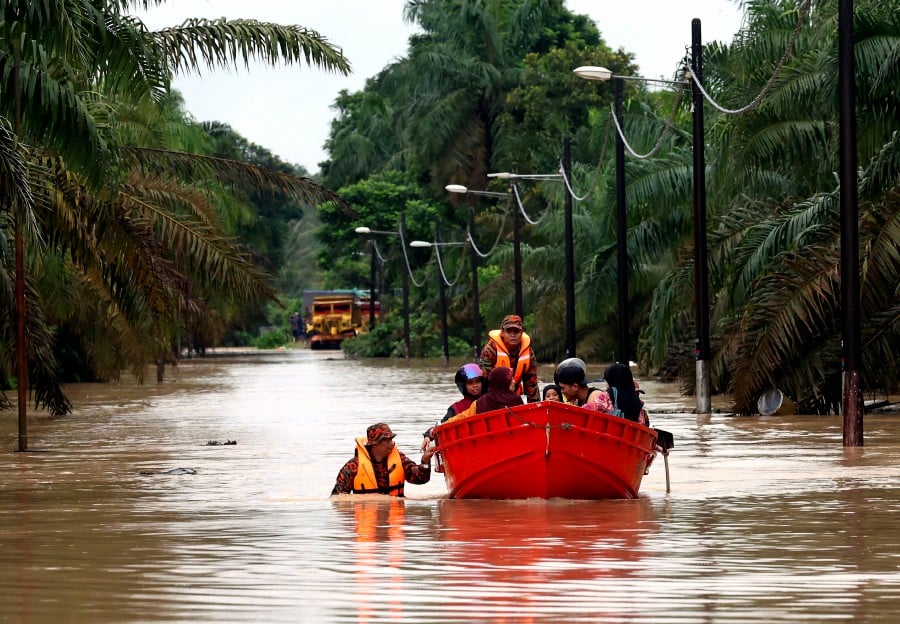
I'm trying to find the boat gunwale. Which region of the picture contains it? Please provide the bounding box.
[432,401,659,458]
[433,419,656,457]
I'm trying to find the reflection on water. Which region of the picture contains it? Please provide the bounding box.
[1,350,899,622]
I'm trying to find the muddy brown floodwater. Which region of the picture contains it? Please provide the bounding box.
[1,349,898,622]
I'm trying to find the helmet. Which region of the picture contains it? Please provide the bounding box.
[555,358,588,386]
[455,363,485,397]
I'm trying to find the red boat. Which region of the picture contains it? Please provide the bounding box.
[432,401,666,500]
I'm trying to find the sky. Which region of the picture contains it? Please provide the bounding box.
[137,1,745,174]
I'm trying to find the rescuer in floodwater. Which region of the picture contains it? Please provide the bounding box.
[331,423,434,496]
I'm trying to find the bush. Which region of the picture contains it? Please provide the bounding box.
[223,330,254,347]
[254,328,291,349]
[342,310,476,358]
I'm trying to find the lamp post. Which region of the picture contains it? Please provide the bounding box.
[574,65,698,393]
[354,228,379,329]
[411,237,469,364]
[355,222,410,358]
[690,20,712,414]
[487,168,570,353]
[612,84,629,366]
[838,0,863,444]
[436,223,450,365]
[563,139,576,359]
[573,66,634,366]
[446,183,507,355]
[512,184,524,318]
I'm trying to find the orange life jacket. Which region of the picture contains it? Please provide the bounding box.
[352,438,405,496]
[487,329,533,395]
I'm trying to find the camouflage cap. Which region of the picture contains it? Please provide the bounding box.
[366,423,396,445]
[501,314,523,330]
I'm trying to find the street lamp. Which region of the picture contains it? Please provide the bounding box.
[573,66,632,367]
[411,237,469,364]
[446,183,508,354]
[447,182,526,318]
[453,179,527,319]
[488,168,572,356]
[355,221,411,358]
[574,65,703,408]
[354,226,383,329]
[689,22,712,415]
[837,2,863,444]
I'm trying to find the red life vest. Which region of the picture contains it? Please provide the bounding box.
[352,438,405,496]
[487,329,533,395]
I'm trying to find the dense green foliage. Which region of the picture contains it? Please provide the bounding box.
[317,0,899,413]
[0,0,349,413]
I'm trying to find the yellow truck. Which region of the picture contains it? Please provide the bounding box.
[304,291,377,350]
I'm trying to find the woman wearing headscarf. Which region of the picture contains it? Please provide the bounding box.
[603,363,649,426]
[450,367,523,420]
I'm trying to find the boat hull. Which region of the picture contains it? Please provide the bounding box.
[432,401,658,500]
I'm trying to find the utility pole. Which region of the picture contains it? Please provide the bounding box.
[838,0,863,445]
[691,18,712,414]
[613,78,629,365]
[563,137,576,358]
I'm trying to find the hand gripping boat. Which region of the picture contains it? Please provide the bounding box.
[432,401,671,499]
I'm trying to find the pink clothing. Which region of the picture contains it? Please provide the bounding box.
[583,388,651,426]
[583,389,615,413]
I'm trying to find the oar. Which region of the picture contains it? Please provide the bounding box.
[653,428,675,494]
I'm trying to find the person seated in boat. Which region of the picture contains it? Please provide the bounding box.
[478,314,540,403]
[450,366,523,420]
[542,384,562,402]
[555,357,614,411]
[332,423,435,496]
[556,359,650,425]
[603,362,650,426]
[420,363,486,451]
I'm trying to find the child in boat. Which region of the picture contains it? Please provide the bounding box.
[421,363,485,450]
[542,384,562,402]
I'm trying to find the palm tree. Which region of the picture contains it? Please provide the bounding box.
[0,0,350,447]
[364,0,589,193]
[641,0,900,411]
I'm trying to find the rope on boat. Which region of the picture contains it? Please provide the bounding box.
[545,422,551,458]
[502,406,573,430]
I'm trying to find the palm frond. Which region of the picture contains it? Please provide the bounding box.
[120,146,346,208]
[728,244,841,410]
[150,19,351,77]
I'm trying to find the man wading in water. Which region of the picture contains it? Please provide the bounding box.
[331,423,435,496]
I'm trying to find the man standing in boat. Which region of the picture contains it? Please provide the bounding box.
[331,423,435,496]
[478,314,540,403]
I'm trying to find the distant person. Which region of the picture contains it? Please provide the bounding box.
[421,363,486,451]
[478,314,539,403]
[332,423,434,496]
[451,366,523,420]
[542,384,562,402]
[289,312,301,342]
